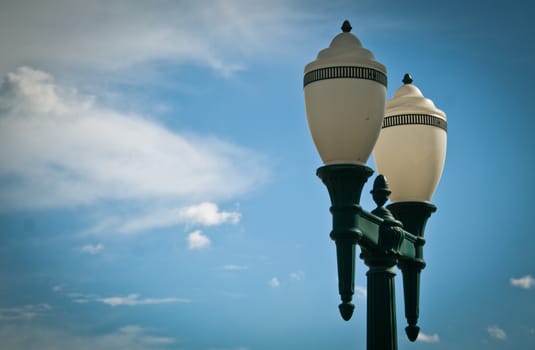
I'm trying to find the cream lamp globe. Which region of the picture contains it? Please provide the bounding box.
[373,74,447,202]
[304,21,387,165]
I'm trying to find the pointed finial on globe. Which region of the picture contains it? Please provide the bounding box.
[402,73,413,85]
[341,20,352,33]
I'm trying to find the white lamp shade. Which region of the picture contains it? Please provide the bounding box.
[304,24,387,165]
[373,76,447,202]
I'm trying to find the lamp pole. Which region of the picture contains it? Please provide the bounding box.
[304,21,447,350]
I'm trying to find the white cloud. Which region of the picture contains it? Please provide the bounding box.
[178,202,241,226]
[510,275,535,289]
[0,304,51,321]
[0,324,176,350]
[488,325,507,340]
[417,332,440,343]
[223,265,248,271]
[119,325,175,345]
[113,202,241,234]
[290,271,305,281]
[0,0,306,78]
[187,230,211,250]
[97,293,191,306]
[65,292,99,304]
[55,287,190,306]
[268,277,280,288]
[0,67,267,211]
[80,243,104,255]
[355,285,367,299]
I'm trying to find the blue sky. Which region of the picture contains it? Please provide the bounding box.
[0,0,534,349]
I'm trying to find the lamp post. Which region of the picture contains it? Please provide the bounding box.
[303,21,447,350]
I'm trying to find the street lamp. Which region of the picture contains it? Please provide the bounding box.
[303,21,447,350]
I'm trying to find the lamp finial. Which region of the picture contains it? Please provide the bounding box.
[402,73,413,85]
[341,20,352,33]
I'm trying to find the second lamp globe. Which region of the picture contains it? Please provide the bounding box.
[373,74,447,203]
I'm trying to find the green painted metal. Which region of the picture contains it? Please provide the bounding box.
[316,164,437,350]
[388,201,436,342]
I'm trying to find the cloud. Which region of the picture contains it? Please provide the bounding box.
[80,243,104,255]
[223,265,248,271]
[268,277,280,288]
[54,287,190,306]
[113,202,240,234]
[0,304,51,321]
[0,0,306,77]
[187,230,211,250]
[510,275,535,289]
[417,332,440,343]
[0,324,176,350]
[97,294,191,306]
[488,325,507,340]
[177,202,240,226]
[355,285,367,299]
[290,271,305,281]
[119,326,175,346]
[0,67,267,211]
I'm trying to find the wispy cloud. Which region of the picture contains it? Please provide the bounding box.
[54,287,190,306]
[97,294,190,306]
[80,243,104,255]
[355,285,367,299]
[488,325,507,340]
[223,265,248,271]
[0,304,51,321]
[0,0,307,78]
[290,271,305,281]
[268,277,280,288]
[119,325,176,345]
[0,324,176,350]
[112,202,241,234]
[0,67,267,211]
[417,332,440,343]
[510,275,535,289]
[187,230,211,250]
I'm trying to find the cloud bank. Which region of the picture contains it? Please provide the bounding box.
[0,324,176,350]
[0,67,267,211]
[0,304,51,321]
[0,0,304,77]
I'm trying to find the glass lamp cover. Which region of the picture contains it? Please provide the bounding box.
[304,22,387,165]
[373,75,447,202]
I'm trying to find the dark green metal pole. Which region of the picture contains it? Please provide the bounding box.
[363,251,398,350]
[361,176,405,350]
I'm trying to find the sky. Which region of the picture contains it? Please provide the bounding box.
[0,0,534,349]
